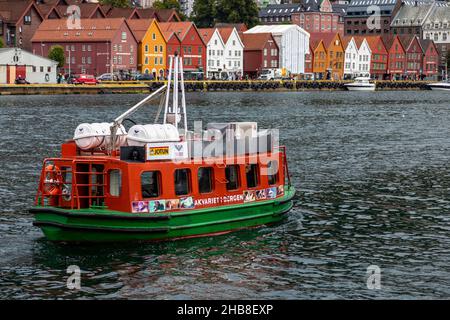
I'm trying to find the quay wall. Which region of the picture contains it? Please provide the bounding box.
[0,80,433,95]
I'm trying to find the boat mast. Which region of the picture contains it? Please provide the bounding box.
[163,52,188,135]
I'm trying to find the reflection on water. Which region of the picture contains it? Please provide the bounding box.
[0,91,450,299]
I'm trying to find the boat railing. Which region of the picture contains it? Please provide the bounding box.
[36,157,109,210]
[278,145,291,188]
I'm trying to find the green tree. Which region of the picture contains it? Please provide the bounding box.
[192,0,217,28]
[0,37,4,48]
[216,0,259,28]
[152,0,186,20]
[48,45,65,69]
[98,0,130,8]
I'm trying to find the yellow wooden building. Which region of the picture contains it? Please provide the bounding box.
[127,19,166,78]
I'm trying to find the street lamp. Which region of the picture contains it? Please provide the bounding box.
[66,47,71,77]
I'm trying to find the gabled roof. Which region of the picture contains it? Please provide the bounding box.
[106,7,140,19]
[159,21,205,46]
[218,28,233,43]
[0,0,44,24]
[198,28,217,44]
[398,34,422,52]
[364,36,387,53]
[391,3,434,27]
[136,8,180,22]
[309,32,339,49]
[424,5,450,24]
[239,32,276,51]
[342,36,354,50]
[56,3,106,19]
[352,36,367,49]
[215,23,248,32]
[31,18,133,43]
[419,38,437,53]
[245,24,310,37]
[382,35,405,52]
[162,30,181,43]
[126,18,155,42]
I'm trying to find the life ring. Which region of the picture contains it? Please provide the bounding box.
[44,164,62,197]
[45,74,50,82]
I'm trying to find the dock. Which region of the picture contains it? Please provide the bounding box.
[0,80,433,95]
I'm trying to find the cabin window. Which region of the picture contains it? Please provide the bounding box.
[61,166,72,201]
[245,164,259,188]
[141,171,161,198]
[109,169,121,197]
[225,165,240,191]
[267,161,279,185]
[198,167,213,193]
[175,169,191,196]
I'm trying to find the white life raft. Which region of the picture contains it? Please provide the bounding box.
[127,124,180,147]
[73,122,127,150]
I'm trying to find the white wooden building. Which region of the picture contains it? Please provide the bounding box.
[219,28,244,79]
[344,37,371,79]
[357,38,371,78]
[0,48,58,84]
[199,28,226,79]
[244,24,310,75]
[343,37,359,79]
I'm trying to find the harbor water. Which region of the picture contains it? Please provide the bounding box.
[0,91,449,299]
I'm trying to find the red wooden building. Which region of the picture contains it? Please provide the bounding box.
[31,18,138,76]
[239,32,279,79]
[420,39,439,80]
[400,35,424,80]
[162,30,181,73]
[364,36,388,80]
[159,22,206,75]
[0,0,44,51]
[304,43,314,79]
[384,35,406,80]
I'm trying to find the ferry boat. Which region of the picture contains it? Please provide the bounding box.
[30,54,295,242]
[427,80,450,91]
[344,77,376,91]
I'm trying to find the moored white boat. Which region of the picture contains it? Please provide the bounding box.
[428,80,450,91]
[344,77,376,91]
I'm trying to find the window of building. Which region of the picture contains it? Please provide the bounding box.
[145,44,149,52]
[160,45,163,52]
[24,15,31,25]
[198,167,213,193]
[155,45,158,52]
[245,164,259,188]
[87,57,91,64]
[141,171,161,198]
[225,165,240,191]
[175,169,191,196]
[82,45,86,51]
[47,66,51,72]
[109,169,121,197]
[122,32,127,40]
[152,33,156,40]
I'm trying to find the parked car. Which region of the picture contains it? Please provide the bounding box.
[68,74,99,85]
[96,73,113,81]
[136,73,154,81]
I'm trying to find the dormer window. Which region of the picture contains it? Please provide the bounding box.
[24,15,31,25]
